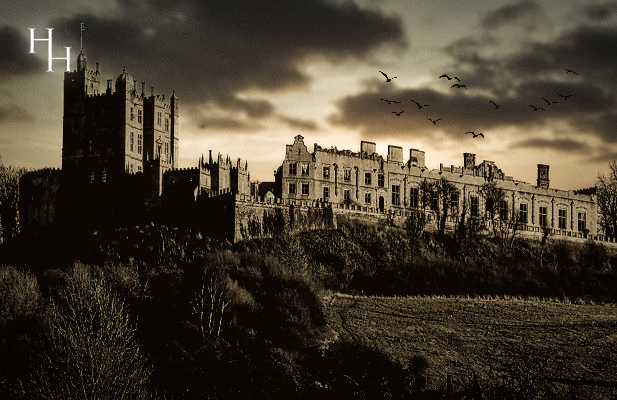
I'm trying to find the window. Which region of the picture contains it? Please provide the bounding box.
[365,192,371,204]
[578,212,586,232]
[519,203,528,224]
[289,162,297,175]
[431,190,439,211]
[499,200,508,220]
[157,112,162,126]
[89,140,93,154]
[323,166,330,179]
[344,189,351,202]
[323,186,330,200]
[450,192,459,215]
[137,165,142,173]
[130,107,134,121]
[558,209,567,229]
[138,109,142,123]
[137,134,142,154]
[539,206,548,227]
[164,142,169,160]
[344,169,351,182]
[101,169,106,183]
[130,164,134,174]
[378,173,385,187]
[302,182,309,195]
[130,132,134,152]
[410,187,419,208]
[165,118,170,132]
[289,182,296,194]
[471,196,479,217]
[392,185,400,206]
[90,171,95,183]
[301,163,309,176]
[364,172,372,185]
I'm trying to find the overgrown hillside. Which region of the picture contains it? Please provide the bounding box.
[1,219,616,399]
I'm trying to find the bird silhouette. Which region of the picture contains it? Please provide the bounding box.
[439,74,460,81]
[379,71,397,82]
[541,97,558,106]
[489,100,503,109]
[427,118,442,125]
[555,93,576,100]
[410,100,430,109]
[380,98,401,104]
[392,111,404,116]
[563,68,578,75]
[452,84,467,89]
[465,132,484,138]
[529,104,545,111]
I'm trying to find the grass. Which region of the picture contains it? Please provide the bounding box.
[322,294,617,399]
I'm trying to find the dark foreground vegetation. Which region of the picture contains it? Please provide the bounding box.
[1,217,616,399]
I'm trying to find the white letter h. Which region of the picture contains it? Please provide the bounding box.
[29,28,71,72]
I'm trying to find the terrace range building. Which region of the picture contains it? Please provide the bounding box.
[278,135,598,240]
[18,49,604,244]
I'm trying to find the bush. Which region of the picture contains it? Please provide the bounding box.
[27,263,153,399]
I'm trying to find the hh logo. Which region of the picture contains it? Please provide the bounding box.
[28,28,71,72]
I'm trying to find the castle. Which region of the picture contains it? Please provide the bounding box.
[20,50,251,235]
[19,50,610,245]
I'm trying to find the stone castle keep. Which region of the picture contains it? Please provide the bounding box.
[20,51,606,244]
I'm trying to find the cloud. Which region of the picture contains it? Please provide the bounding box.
[49,0,406,115]
[511,137,590,152]
[479,1,544,30]
[278,115,318,131]
[0,104,35,122]
[581,2,617,21]
[0,26,45,80]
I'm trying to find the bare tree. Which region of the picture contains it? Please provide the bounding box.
[481,182,506,239]
[28,264,152,400]
[192,265,253,339]
[0,157,28,243]
[431,178,460,236]
[597,161,617,237]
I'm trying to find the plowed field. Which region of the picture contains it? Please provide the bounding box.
[323,295,617,399]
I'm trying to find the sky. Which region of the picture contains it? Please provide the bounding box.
[1,0,617,190]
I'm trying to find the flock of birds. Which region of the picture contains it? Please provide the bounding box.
[378,68,579,139]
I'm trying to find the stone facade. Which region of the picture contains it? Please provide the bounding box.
[20,50,250,233]
[279,135,598,237]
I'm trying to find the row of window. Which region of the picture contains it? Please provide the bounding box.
[288,183,588,231]
[129,108,171,132]
[288,163,386,186]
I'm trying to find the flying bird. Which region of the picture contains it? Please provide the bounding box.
[452,84,467,89]
[392,111,404,116]
[410,100,430,109]
[563,68,578,75]
[379,71,397,82]
[541,97,558,106]
[380,98,401,104]
[427,118,442,125]
[465,132,484,138]
[439,74,460,81]
[489,100,503,109]
[555,93,576,100]
[529,104,545,111]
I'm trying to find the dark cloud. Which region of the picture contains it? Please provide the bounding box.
[48,0,406,118]
[582,2,617,21]
[0,104,35,122]
[479,1,544,29]
[0,26,45,80]
[511,137,590,152]
[195,116,263,132]
[278,115,318,131]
